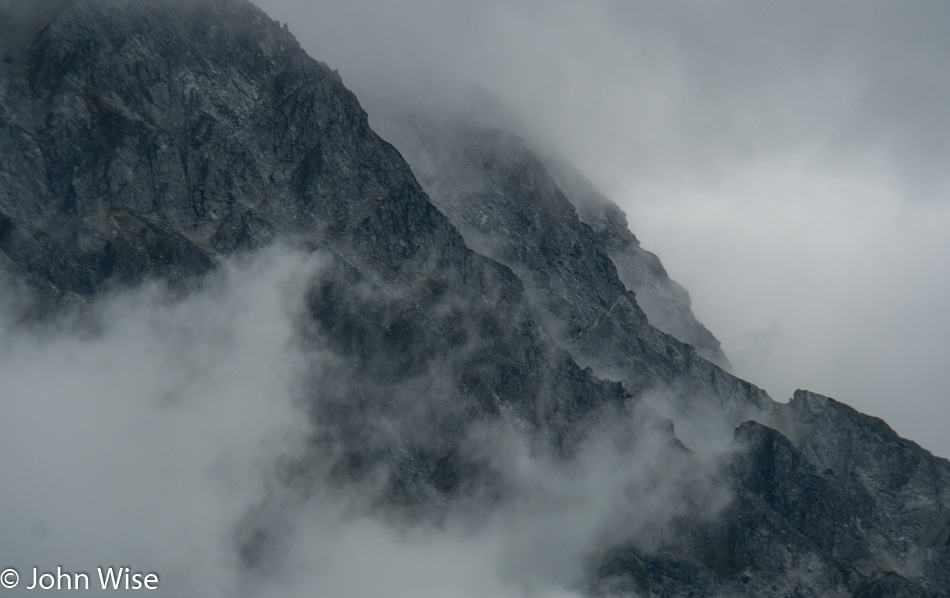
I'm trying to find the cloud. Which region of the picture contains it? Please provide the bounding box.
[237,406,731,598]
[0,246,733,598]
[6,2,946,595]
[0,247,317,596]
[624,153,950,457]
[255,0,950,195]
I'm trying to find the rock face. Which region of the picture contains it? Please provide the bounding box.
[0,0,636,505]
[545,156,732,371]
[1,0,469,302]
[370,114,762,445]
[596,398,950,597]
[370,110,730,370]
[2,1,949,596]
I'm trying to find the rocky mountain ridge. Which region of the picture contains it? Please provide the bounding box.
[1,0,948,596]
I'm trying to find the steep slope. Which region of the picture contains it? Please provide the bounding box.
[369,113,764,444]
[2,1,949,596]
[545,155,731,370]
[1,0,472,301]
[367,110,950,594]
[0,0,636,505]
[597,395,950,597]
[368,106,730,369]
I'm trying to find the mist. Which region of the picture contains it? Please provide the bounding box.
[0,247,733,597]
[251,0,950,458]
[0,248,317,596]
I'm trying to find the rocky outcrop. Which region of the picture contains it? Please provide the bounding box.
[0,0,485,303]
[2,1,948,595]
[0,0,634,501]
[368,113,764,444]
[545,155,732,370]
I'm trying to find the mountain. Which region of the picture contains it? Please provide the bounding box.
[1,1,948,596]
[544,154,732,371]
[367,111,756,446]
[369,110,732,371]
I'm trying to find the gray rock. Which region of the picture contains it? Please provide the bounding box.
[0,0,639,508]
[368,112,768,446]
[545,155,732,370]
[2,1,948,595]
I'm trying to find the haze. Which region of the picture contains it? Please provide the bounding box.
[253,0,950,458]
[3,3,948,596]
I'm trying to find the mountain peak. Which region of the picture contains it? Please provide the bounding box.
[2,2,948,596]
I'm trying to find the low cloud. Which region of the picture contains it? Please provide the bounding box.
[0,248,316,596]
[1,245,732,597]
[240,404,731,598]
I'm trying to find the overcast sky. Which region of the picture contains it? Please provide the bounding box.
[252,0,950,458]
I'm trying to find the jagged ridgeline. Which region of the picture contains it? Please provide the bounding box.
[1,0,948,596]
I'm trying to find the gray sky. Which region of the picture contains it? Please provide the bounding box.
[2,3,947,594]
[254,0,950,458]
